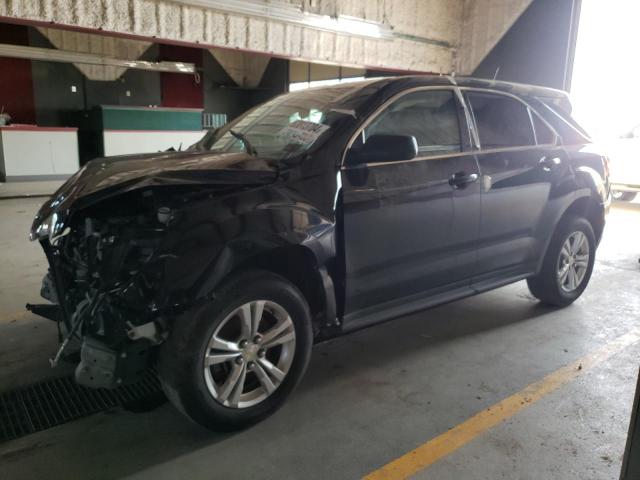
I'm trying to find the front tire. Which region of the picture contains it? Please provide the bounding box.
[527,216,596,307]
[158,270,313,431]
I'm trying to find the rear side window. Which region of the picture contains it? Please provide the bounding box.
[466,92,535,148]
[363,90,462,157]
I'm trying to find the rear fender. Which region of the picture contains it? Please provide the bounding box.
[533,157,608,273]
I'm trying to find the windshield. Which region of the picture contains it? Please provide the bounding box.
[202,83,368,160]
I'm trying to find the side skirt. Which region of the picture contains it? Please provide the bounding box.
[335,271,535,338]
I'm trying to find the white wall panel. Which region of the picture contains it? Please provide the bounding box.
[103,130,207,157]
[0,128,79,179]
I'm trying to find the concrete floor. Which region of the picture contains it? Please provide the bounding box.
[0,180,64,199]
[0,197,639,479]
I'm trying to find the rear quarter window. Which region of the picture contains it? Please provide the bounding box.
[535,100,592,145]
[532,114,556,145]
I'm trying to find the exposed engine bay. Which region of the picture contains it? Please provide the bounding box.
[37,189,177,389]
[28,149,279,392]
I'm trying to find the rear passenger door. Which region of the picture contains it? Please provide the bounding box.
[464,90,565,282]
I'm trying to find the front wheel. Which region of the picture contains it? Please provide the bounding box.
[158,270,313,431]
[527,216,596,307]
[612,190,637,202]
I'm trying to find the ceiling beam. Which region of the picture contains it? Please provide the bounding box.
[0,43,196,74]
[175,0,394,39]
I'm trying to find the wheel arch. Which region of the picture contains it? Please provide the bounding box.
[561,195,605,245]
[231,245,338,337]
[187,232,338,339]
[534,193,605,274]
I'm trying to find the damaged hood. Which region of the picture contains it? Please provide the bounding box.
[31,150,278,239]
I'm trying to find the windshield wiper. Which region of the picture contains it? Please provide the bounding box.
[229,129,258,156]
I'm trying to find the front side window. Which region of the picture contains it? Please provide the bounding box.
[466,92,535,149]
[358,90,462,158]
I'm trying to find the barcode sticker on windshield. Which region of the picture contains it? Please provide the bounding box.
[278,120,329,145]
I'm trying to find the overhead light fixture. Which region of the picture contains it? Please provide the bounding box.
[0,44,196,74]
[177,0,394,39]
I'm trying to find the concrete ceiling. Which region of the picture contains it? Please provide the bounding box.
[37,27,153,81]
[1,0,533,75]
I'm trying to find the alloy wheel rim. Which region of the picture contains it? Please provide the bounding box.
[557,231,590,293]
[203,300,296,409]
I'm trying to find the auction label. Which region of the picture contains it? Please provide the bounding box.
[278,120,330,145]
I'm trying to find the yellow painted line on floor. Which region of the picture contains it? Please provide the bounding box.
[364,327,640,480]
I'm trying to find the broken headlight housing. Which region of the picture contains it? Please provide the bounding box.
[30,211,68,243]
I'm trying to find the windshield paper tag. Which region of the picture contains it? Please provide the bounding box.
[278,120,329,145]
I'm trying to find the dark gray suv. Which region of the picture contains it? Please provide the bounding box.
[29,75,610,430]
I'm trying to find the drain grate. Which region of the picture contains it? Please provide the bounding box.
[0,373,162,443]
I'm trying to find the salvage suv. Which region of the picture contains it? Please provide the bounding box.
[29,76,610,430]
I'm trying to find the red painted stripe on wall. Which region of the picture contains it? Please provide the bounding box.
[0,125,77,132]
[160,44,204,109]
[0,24,36,124]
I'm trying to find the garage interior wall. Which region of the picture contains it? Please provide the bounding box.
[0,20,292,163]
[2,0,574,77]
[1,23,289,116]
[27,26,163,127]
[159,44,203,109]
[289,61,366,82]
[0,23,36,124]
[472,0,581,91]
[0,0,582,143]
[1,0,463,73]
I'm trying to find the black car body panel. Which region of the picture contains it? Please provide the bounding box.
[29,75,610,388]
[31,150,279,228]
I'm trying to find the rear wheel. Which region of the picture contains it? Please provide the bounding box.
[527,216,596,307]
[612,190,637,202]
[158,270,313,431]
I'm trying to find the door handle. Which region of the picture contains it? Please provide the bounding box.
[539,156,561,171]
[449,171,479,189]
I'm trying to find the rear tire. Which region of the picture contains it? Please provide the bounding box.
[527,216,596,307]
[158,270,313,431]
[612,190,637,202]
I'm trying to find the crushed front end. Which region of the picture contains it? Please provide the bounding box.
[27,149,279,391]
[32,189,175,389]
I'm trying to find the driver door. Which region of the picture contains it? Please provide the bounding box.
[340,88,481,323]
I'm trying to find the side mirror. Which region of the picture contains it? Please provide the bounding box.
[346,134,418,165]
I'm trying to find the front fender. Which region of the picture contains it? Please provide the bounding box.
[155,197,336,310]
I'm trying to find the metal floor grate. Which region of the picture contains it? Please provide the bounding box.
[0,373,162,443]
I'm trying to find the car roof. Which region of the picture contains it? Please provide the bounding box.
[375,75,568,99]
[326,74,571,112]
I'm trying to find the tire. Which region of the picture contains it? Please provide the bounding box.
[612,190,637,202]
[527,215,596,307]
[157,270,313,431]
